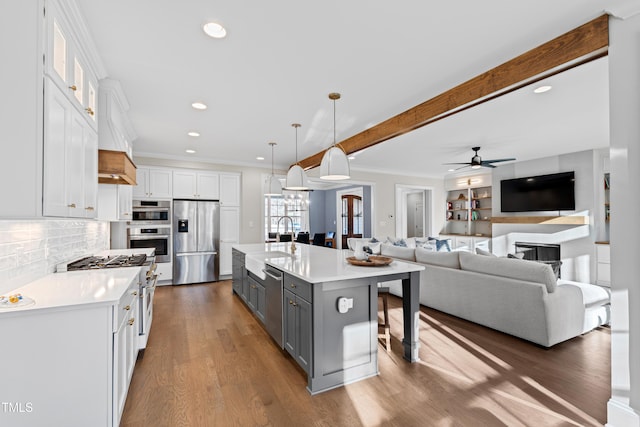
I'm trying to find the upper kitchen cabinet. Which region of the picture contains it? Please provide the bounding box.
[45,0,99,130]
[43,77,98,218]
[0,0,106,218]
[173,170,220,200]
[220,173,241,206]
[133,167,172,200]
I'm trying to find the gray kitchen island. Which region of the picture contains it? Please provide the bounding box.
[232,242,424,394]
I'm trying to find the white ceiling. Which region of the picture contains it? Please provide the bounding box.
[77,0,610,178]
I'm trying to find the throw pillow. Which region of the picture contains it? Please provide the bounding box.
[476,248,496,257]
[507,252,525,259]
[387,237,408,247]
[369,237,379,243]
[427,237,452,252]
[415,238,436,251]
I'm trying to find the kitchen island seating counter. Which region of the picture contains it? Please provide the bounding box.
[232,242,424,394]
[236,242,424,283]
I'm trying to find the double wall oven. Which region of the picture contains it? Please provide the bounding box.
[128,200,171,263]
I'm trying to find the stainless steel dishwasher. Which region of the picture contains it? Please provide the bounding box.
[263,266,284,348]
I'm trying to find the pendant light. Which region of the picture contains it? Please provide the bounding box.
[285,123,310,190]
[320,92,350,180]
[264,142,282,196]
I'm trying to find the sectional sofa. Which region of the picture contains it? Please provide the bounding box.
[348,238,611,347]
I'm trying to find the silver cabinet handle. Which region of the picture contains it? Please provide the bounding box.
[263,269,282,281]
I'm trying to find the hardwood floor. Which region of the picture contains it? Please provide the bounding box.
[121,281,610,427]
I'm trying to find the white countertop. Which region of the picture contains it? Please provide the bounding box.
[234,242,424,283]
[0,268,141,315]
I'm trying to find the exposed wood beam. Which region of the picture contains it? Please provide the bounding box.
[298,14,609,171]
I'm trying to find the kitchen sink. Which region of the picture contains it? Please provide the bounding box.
[245,251,293,279]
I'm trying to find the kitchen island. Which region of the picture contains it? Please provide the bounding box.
[232,242,424,394]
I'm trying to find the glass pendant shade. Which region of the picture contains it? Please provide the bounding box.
[320,146,350,180]
[285,164,309,190]
[264,175,282,196]
[320,92,350,180]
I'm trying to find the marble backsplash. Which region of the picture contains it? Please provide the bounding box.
[0,219,109,294]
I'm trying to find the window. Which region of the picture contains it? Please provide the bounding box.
[264,193,309,240]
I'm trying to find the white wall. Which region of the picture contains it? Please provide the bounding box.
[608,10,640,427]
[491,150,599,282]
[0,219,109,295]
[135,157,447,242]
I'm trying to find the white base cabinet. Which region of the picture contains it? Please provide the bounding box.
[596,243,611,287]
[0,279,139,427]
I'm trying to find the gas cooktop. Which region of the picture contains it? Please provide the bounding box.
[63,254,148,271]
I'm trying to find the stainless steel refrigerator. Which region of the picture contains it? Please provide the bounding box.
[173,199,220,285]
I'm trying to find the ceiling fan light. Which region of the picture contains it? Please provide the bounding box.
[285,165,309,190]
[264,175,283,196]
[471,164,482,169]
[320,146,350,180]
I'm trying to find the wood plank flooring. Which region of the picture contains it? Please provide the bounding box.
[121,281,610,427]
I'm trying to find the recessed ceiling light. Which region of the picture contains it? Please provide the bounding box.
[256,156,265,161]
[187,131,200,137]
[533,85,552,94]
[191,102,207,110]
[447,169,455,172]
[203,22,227,39]
[348,156,356,160]
[185,149,196,154]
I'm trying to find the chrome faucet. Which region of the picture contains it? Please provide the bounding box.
[277,216,296,254]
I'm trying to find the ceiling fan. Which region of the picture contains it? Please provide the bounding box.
[444,146,515,170]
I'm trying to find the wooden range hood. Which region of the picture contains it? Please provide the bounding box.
[98,149,137,185]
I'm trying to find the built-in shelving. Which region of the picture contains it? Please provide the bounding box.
[444,185,492,236]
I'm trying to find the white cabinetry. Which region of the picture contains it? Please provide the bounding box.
[220,173,241,206]
[45,0,97,130]
[220,206,240,276]
[97,184,133,221]
[596,243,611,287]
[113,284,139,426]
[134,167,173,199]
[173,170,219,199]
[0,274,139,427]
[43,77,98,218]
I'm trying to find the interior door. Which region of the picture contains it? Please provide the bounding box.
[415,201,424,236]
[341,195,363,248]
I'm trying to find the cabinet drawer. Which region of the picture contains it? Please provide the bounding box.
[113,287,137,332]
[284,274,312,302]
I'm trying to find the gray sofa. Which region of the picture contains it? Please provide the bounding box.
[380,245,611,347]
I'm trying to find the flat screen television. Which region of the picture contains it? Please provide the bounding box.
[500,171,575,212]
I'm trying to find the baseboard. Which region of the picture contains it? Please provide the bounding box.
[607,399,640,427]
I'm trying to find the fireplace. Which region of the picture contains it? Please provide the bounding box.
[515,242,562,278]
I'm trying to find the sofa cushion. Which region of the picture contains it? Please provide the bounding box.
[381,243,416,261]
[558,279,611,308]
[415,248,460,269]
[459,252,558,293]
[476,248,495,257]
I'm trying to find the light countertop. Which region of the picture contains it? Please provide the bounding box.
[233,242,424,283]
[0,268,141,316]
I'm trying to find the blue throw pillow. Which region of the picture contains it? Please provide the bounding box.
[428,237,451,252]
[369,237,379,243]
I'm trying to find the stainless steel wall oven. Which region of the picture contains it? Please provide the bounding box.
[131,200,171,224]
[128,226,171,263]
